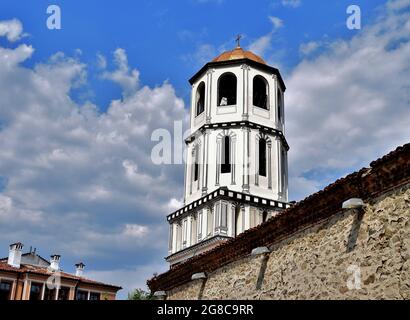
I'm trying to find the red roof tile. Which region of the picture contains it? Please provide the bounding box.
[0,261,121,290]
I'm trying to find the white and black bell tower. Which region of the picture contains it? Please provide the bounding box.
[166,41,290,266]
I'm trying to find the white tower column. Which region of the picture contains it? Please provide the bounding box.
[255,137,259,186]
[215,138,221,186]
[186,215,192,247]
[268,143,272,189]
[206,69,214,123]
[202,130,209,195]
[242,127,250,193]
[231,137,236,185]
[241,64,250,120]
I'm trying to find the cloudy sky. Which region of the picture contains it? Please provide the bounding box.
[0,0,409,299]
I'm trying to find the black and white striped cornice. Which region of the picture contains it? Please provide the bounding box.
[167,187,292,223]
[185,121,290,151]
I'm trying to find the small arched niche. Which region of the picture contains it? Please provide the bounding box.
[218,73,237,106]
[196,81,205,116]
[253,75,269,110]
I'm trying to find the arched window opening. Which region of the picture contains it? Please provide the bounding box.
[196,82,205,116]
[278,90,283,122]
[259,138,267,177]
[262,211,268,222]
[234,207,241,236]
[218,73,237,106]
[221,136,231,174]
[253,76,268,109]
[194,146,199,181]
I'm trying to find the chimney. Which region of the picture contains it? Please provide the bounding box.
[7,242,24,268]
[75,262,85,277]
[49,254,61,271]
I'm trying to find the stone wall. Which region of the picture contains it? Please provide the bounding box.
[166,185,410,300]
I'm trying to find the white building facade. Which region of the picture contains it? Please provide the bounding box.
[166,45,291,266]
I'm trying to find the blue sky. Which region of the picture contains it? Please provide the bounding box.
[0,0,409,299]
[1,0,386,107]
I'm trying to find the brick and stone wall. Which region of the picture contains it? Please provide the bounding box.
[166,185,409,299]
[148,144,410,300]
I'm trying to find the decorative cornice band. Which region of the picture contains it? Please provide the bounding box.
[166,235,232,263]
[167,187,292,223]
[185,121,290,151]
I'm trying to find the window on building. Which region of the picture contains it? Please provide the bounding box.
[58,287,70,300]
[194,147,199,182]
[259,138,267,177]
[44,287,57,300]
[234,206,241,236]
[89,292,101,301]
[221,136,231,174]
[196,82,205,116]
[0,281,12,300]
[253,76,268,109]
[76,290,88,300]
[278,89,283,122]
[262,211,268,222]
[218,73,237,106]
[29,282,43,300]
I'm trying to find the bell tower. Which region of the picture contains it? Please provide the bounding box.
[166,42,290,266]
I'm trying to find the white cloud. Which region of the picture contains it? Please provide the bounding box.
[122,224,149,238]
[0,19,25,42]
[101,48,140,96]
[299,41,321,56]
[249,34,272,57]
[286,0,410,200]
[387,0,410,11]
[0,194,43,223]
[181,43,217,67]
[167,198,183,211]
[248,16,284,57]
[0,44,34,68]
[269,16,284,30]
[281,0,301,8]
[96,53,107,69]
[0,19,188,286]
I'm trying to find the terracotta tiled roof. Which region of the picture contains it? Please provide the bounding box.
[148,143,410,292]
[0,261,121,290]
[212,47,266,64]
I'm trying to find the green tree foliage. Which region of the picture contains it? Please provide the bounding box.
[127,288,155,300]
